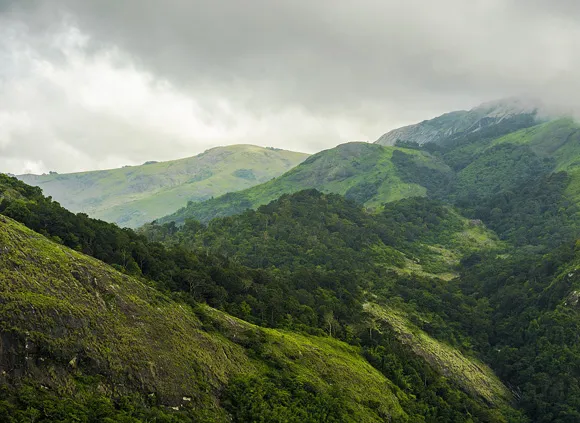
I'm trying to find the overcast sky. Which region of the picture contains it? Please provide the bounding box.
[1,0,579,174]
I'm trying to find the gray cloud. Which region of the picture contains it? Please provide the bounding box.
[1,0,580,173]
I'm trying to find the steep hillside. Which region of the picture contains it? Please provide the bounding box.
[375,98,541,146]
[364,303,511,406]
[0,214,407,422]
[0,184,521,421]
[490,118,580,171]
[17,145,308,228]
[160,143,452,224]
[449,118,580,217]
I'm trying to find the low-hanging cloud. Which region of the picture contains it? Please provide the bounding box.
[1,0,580,173]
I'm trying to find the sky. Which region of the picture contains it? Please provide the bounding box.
[1,0,580,174]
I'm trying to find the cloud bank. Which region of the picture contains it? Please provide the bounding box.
[1,0,580,173]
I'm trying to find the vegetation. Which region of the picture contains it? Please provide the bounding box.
[0,215,408,422]
[0,174,522,421]
[4,103,580,422]
[160,142,451,224]
[17,145,308,228]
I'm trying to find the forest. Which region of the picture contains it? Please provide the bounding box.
[2,108,580,423]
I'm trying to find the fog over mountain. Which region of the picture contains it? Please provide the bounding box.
[1,0,580,174]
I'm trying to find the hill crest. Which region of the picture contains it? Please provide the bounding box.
[17,145,308,228]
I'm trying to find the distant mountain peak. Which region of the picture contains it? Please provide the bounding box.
[375,97,549,147]
[473,96,543,116]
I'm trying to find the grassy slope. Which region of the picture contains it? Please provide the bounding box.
[0,215,409,421]
[490,118,580,210]
[491,119,580,171]
[162,142,451,224]
[364,303,511,406]
[17,145,308,228]
[388,210,504,280]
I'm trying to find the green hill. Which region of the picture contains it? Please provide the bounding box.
[150,191,501,280]
[17,145,308,228]
[490,119,580,207]
[0,214,408,422]
[0,176,521,422]
[160,142,452,224]
[161,115,580,229]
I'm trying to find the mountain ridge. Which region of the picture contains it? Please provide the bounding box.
[159,142,452,224]
[375,97,545,147]
[17,144,309,228]
[157,102,580,228]
[0,179,520,422]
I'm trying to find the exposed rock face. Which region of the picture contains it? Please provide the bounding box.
[375,97,544,146]
[565,290,580,307]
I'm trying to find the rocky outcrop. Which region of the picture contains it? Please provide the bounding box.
[375,97,544,146]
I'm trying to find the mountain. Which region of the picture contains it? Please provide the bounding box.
[0,214,407,421]
[0,175,521,421]
[375,97,543,147]
[443,117,580,212]
[160,142,453,224]
[150,191,502,280]
[158,100,577,228]
[16,145,308,228]
[5,97,580,421]
[148,186,580,422]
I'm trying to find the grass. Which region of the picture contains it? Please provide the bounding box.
[163,143,447,224]
[202,306,406,422]
[0,215,251,412]
[364,303,512,406]
[17,145,308,228]
[0,214,410,421]
[491,118,580,171]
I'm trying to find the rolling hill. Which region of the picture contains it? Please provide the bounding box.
[160,142,453,224]
[16,145,308,228]
[158,100,578,227]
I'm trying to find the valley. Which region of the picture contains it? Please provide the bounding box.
[2,98,580,422]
